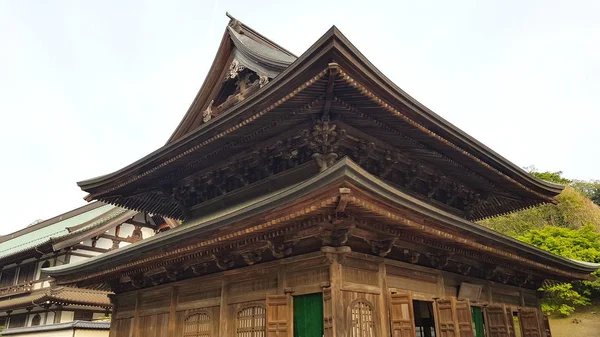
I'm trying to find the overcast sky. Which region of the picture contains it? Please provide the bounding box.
[1,0,598,234]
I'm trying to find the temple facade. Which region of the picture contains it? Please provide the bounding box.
[46,14,599,337]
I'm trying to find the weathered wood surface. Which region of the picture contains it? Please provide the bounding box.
[111,251,547,337]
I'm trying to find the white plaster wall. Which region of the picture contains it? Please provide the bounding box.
[60,311,74,323]
[9,329,74,337]
[75,329,110,337]
[94,238,112,250]
[68,255,88,264]
[46,311,55,324]
[118,223,135,238]
[91,313,106,320]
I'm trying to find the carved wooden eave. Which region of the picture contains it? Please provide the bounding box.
[77,24,564,222]
[51,158,599,291]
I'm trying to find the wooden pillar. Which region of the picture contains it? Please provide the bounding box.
[168,287,178,337]
[219,278,228,337]
[379,262,390,337]
[322,246,350,337]
[132,291,140,337]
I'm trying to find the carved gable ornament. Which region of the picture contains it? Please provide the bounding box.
[201,59,270,125]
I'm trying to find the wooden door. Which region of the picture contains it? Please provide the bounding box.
[436,299,457,337]
[294,293,324,337]
[266,295,291,337]
[542,314,552,337]
[470,307,485,337]
[484,306,509,337]
[455,299,474,337]
[389,292,416,337]
[519,309,542,337]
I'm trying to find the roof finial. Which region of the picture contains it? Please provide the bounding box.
[226,12,243,33]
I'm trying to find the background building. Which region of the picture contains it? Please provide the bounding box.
[0,202,170,336]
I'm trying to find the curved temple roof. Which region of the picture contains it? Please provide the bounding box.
[47,157,599,285]
[76,19,564,222]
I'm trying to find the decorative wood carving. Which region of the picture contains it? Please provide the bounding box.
[241,248,265,266]
[456,262,472,276]
[427,253,450,269]
[267,239,294,259]
[369,238,397,257]
[213,253,235,271]
[403,249,421,264]
[304,120,344,171]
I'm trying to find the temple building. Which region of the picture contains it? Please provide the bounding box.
[0,202,170,336]
[45,14,599,337]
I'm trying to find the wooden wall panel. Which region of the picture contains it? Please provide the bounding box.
[137,312,169,337]
[266,295,290,337]
[138,288,172,315]
[286,266,328,287]
[109,318,132,337]
[229,276,277,296]
[389,292,415,337]
[436,299,457,337]
[386,264,439,298]
[519,309,542,337]
[116,293,137,319]
[455,299,474,337]
[485,306,509,337]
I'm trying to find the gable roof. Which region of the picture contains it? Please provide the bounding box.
[0,203,135,264]
[166,13,296,143]
[76,21,564,221]
[47,157,599,286]
[0,286,111,311]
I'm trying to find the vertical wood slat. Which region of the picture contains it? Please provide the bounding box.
[168,287,178,337]
[322,287,333,337]
[389,291,416,337]
[541,314,552,337]
[266,295,290,337]
[436,298,457,337]
[519,308,542,337]
[455,299,475,337]
[485,305,509,337]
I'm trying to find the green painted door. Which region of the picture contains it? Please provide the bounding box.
[293,293,324,337]
[471,306,485,337]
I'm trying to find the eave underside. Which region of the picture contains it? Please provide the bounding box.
[54,160,594,292]
[81,64,557,221]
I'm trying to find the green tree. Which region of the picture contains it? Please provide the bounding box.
[526,167,572,185]
[518,225,600,316]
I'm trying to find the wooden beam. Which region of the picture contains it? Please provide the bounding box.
[73,244,109,253]
[322,63,339,119]
[99,234,136,244]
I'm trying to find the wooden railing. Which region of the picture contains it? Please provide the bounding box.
[0,279,46,298]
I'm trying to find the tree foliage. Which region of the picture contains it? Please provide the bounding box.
[518,225,600,316]
[479,169,600,317]
[479,186,600,237]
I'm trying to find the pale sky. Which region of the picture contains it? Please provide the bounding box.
[1,0,598,234]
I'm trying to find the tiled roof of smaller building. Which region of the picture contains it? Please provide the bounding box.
[0,203,124,261]
[0,286,111,310]
[1,320,110,335]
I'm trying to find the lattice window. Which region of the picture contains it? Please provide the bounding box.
[236,305,266,337]
[350,300,375,337]
[183,311,211,337]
